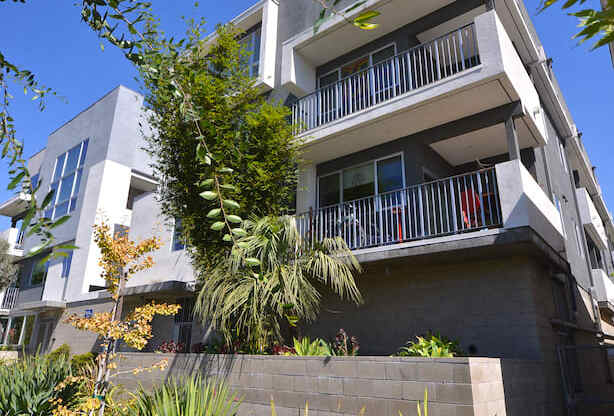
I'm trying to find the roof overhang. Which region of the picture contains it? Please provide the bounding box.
[13,300,66,313]
[0,193,31,218]
[122,280,195,297]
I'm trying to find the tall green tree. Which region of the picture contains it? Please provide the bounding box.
[0,238,18,289]
[139,22,300,268]
[195,215,363,352]
[540,0,614,49]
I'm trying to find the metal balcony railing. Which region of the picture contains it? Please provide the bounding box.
[291,23,480,134]
[1,286,18,310]
[296,168,501,251]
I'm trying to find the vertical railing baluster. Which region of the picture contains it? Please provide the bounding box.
[459,28,466,71]
[476,171,486,228]
[450,178,457,233]
[434,40,441,81]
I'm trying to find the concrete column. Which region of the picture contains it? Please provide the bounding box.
[296,164,317,214]
[505,116,521,161]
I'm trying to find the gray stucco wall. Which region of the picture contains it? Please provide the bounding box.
[538,113,592,290]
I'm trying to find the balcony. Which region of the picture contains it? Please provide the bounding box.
[576,188,608,251]
[292,24,480,135]
[296,160,565,255]
[284,9,547,166]
[0,287,19,312]
[0,227,24,257]
[593,268,614,312]
[0,192,30,218]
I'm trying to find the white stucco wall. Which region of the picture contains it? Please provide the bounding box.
[496,159,564,251]
[127,192,195,288]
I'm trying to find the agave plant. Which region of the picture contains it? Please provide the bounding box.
[0,353,80,416]
[121,375,240,416]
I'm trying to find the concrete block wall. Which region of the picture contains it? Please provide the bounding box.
[113,353,521,416]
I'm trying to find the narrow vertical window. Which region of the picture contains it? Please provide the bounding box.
[574,223,585,258]
[559,140,568,173]
[239,25,261,78]
[553,193,567,239]
[46,139,89,219]
[172,218,185,251]
[61,251,73,278]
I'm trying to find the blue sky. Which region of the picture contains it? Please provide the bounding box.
[0,0,612,230]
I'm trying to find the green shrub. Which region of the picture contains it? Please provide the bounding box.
[286,337,332,356]
[0,354,80,415]
[70,352,96,371]
[121,375,240,416]
[47,343,70,361]
[396,333,462,358]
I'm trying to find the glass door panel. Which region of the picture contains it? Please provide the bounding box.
[343,163,374,202]
[372,46,396,101]
[319,173,341,208]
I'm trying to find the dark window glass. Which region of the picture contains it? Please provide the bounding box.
[377,156,403,193]
[172,219,185,251]
[319,173,340,207]
[343,163,374,201]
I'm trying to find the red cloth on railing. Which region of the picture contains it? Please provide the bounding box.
[460,189,481,228]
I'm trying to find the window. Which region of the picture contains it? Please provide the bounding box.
[45,139,89,219]
[31,173,39,190]
[113,224,129,238]
[2,315,35,346]
[174,298,194,351]
[553,193,567,239]
[559,140,568,173]
[318,44,396,88]
[6,316,24,345]
[61,251,73,278]
[30,260,48,286]
[574,223,585,258]
[172,218,185,251]
[239,25,261,78]
[318,154,404,207]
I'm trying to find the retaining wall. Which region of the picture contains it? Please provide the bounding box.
[114,353,552,416]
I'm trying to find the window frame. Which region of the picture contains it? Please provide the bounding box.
[172,218,185,252]
[1,314,36,346]
[318,43,397,89]
[559,140,569,173]
[317,152,405,208]
[45,139,89,220]
[238,24,262,78]
[574,222,585,259]
[553,193,567,240]
[29,260,49,287]
[61,250,73,278]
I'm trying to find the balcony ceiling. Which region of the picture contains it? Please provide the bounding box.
[302,77,542,166]
[0,193,31,218]
[430,119,537,166]
[296,0,455,66]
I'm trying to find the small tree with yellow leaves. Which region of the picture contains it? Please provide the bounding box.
[55,222,180,416]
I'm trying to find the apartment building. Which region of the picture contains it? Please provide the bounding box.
[0,86,196,353]
[0,0,613,413]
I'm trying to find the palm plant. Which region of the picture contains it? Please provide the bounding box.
[195,215,363,352]
[121,375,240,416]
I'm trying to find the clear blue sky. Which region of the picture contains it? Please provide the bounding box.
[0,0,612,230]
